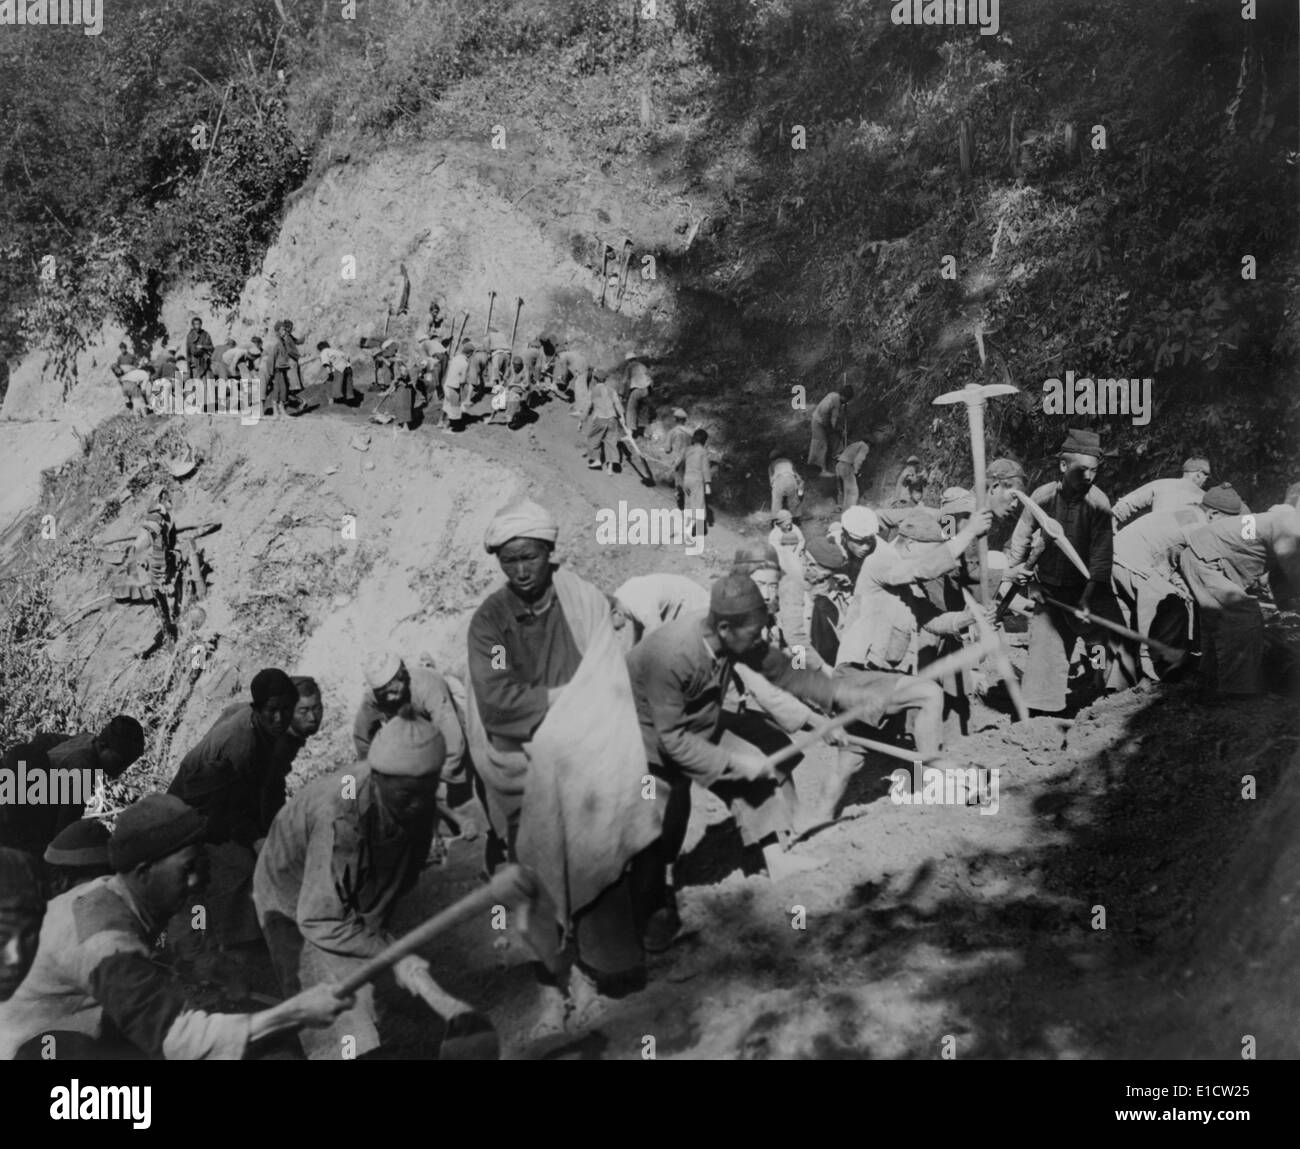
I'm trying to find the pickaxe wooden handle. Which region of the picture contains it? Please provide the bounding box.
[1010,488,1092,581]
[1036,592,1187,664]
[508,297,523,359]
[598,244,614,307]
[483,292,496,340]
[962,588,1029,721]
[614,239,634,311]
[840,733,925,766]
[757,633,1002,775]
[336,864,535,997]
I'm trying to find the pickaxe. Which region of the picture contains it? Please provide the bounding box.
[483,291,497,341]
[334,863,535,1059]
[932,378,1019,605]
[757,633,1003,775]
[614,239,635,311]
[1034,589,1188,666]
[598,244,615,307]
[1009,488,1092,581]
[451,311,470,353]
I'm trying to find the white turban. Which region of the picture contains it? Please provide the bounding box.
[484,499,559,554]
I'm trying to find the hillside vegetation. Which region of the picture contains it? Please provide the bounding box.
[2,0,1296,499]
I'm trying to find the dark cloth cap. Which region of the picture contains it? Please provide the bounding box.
[1201,482,1243,514]
[987,457,1025,481]
[1060,428,1110,457]
[731,542,781,574]
[108,794,207,872]
[45,819,111,869]
[0,847,43,911]
[895,508,946,542]
[99,715,144,759]
[805,535,847,571]
[709,574,767,618]
[251,668,295,707]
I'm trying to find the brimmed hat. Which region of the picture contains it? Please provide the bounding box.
[108,794,206,872]
[1060,428,1111,458]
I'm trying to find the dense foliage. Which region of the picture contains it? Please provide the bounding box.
[2,0,1296,495]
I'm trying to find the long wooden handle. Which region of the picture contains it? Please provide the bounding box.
[337,864,535,996]
[840,733,924,765]
[757,634,1000,774]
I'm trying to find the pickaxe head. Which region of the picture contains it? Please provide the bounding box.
[933,382,1020,407]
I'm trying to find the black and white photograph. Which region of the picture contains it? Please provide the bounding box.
[0,0,1297,1102]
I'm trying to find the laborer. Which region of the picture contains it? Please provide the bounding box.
[1111,485,1239,682]
[769,448,804,519]
[442,338,471,434]
[0,716,144,863]
[682,428,712,541]
[553,340,591,416]
[253,713,474,1060]
[625,575,836,950]
[830,505,989,764]
[835,439,871,511]
[316,341,355,405]
[584,368,625,474]
[986,456,1027,550]
[611,573,710,644]
[808,385,854,476]
[1005,429,1126,715]
[894,455,927,506]
[1173,485,1300,697]
[271,319,303,415]
[353,653,465,784]
[768,509,807,568]
[1112,457,1212,527]
[663,408,692,505]
[624,352,653,437]
[0,794,351,1059]
[465,499,659,1031]
[166,669,300,953]
[389,360,416,431]
[185,318,214,381]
